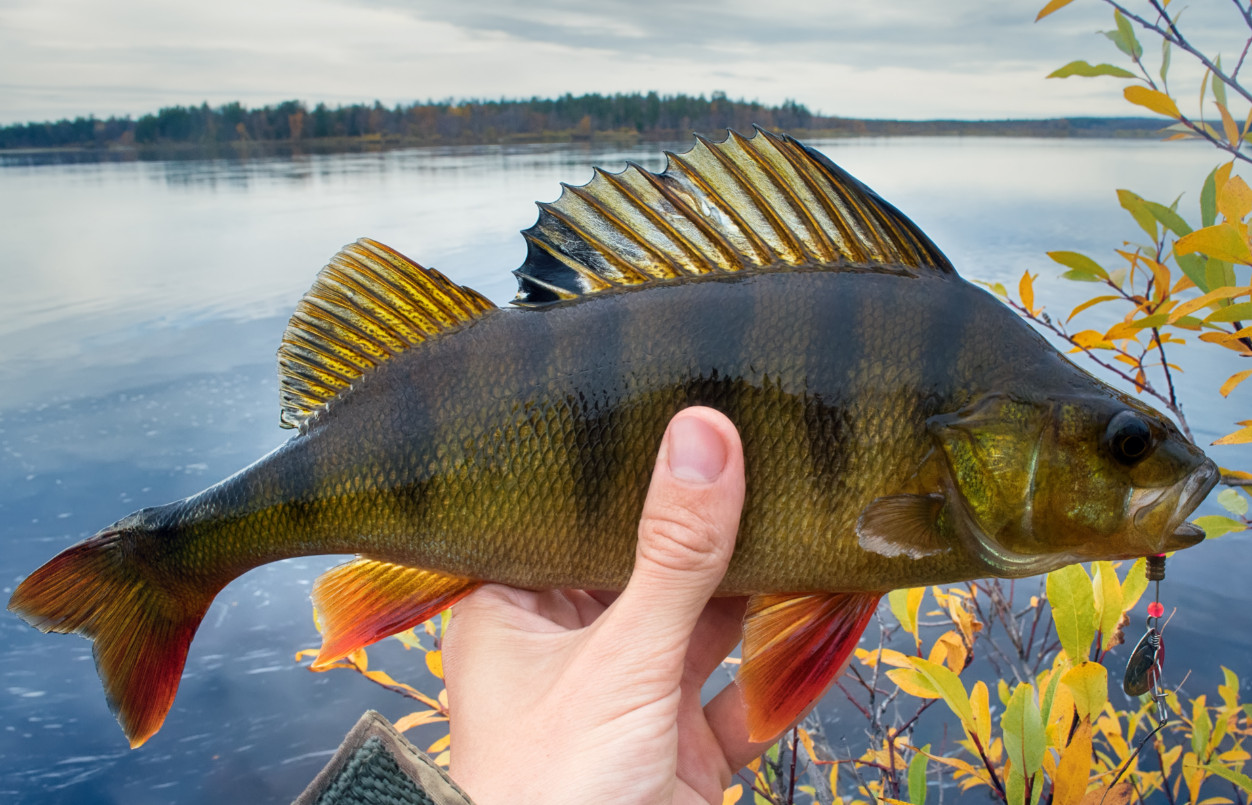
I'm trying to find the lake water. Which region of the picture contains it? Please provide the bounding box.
[1,137,1249,803]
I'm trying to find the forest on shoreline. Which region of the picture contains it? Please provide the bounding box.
[0,92,1165,152]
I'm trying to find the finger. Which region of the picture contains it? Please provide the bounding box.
[702,680,795,771]
[681,596,747,687]
[601,407,745,659]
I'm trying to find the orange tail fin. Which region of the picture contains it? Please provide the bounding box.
[7,529,211,748]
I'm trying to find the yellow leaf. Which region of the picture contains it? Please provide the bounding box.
[1220,175,1252,223]
[888,667,941,699]
[1124,85,1181,119]
[294,648,320,663]
[1092,562,1124,652]
[798,727,818,762]
[1020,271,1037,315]
[1221,368,1252,397]
[1068,295,1122,323]
[1054,721,1094,805]
[1062,662,1109,721]
[1215,423,1252,445]
[427,733,451,753]
[1080,782,1133,805]
[1143,257,1173,302]
[722,784,744,805]
[1036,0,1077,20]
[971,681,993,748]
[929,630,969,673]
[393,710,447,732]
[1218,102,1241,148]
[425,649,444,679]
[1176,223,1252,264]
[1168,286,1250,323]
[433,749,450,767]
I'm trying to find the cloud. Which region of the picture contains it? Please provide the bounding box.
[0,0,1246,124]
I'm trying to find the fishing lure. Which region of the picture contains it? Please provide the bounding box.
[1105,554,1171,801]
[1122,554,1169,723]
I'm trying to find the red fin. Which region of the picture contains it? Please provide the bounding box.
[311,558,479,669]
[7,531,211,748]
[738,592,881,742]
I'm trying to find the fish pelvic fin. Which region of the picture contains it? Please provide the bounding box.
[278,238,498,429]
[310,558,479,669]
[738,591,881,742]
[512,128,954,306]
[7,527,212,748]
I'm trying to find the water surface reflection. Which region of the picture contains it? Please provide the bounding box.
[1,138,1248,803]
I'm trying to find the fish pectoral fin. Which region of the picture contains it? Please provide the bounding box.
[311,558,479,669]
[855,493,948,559]
[738,591,881,742]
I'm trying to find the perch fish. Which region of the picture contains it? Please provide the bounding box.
[9,130,1218,748]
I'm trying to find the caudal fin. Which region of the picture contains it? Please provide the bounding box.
[7,529,211,748]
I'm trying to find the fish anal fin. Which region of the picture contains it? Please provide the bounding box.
[739,592,881,742]
[278,238,497,429]
[311,558,479,669]
[856,493,948,559]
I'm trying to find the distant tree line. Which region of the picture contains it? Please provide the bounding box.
[0,92,1166,151]
[0,93,825,149]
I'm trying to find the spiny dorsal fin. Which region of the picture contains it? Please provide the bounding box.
[278,238,496,429]
[512,128,953,306]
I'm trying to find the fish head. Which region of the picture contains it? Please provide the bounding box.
[929,392,1218,575]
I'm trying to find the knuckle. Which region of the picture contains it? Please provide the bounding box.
[637,502,730,574]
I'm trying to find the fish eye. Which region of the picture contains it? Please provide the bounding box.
[1105,411,1154,466]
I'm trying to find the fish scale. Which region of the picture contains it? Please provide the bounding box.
[10,130,1218,748]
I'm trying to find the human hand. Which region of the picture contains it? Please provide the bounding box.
[442,407,780,805]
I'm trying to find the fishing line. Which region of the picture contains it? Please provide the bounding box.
[1102,554,1171,802]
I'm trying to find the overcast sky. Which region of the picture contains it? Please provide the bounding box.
[0,0,1245,125]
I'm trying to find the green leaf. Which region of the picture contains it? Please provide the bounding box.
[889,587,924,639]
[1214,56,1228,107]
[1194,515,1246,539]
[1111,9,1143,59]
[1204,301,1252,322]
[908,744,930,805]
[1220,666,1241,710]
[1218,488,1249,516]
[1192,697,1213,756]
[1006,765,1026,805]
[1206,257,1237,293]
[1119,189,1158,240]
[1205,763,1252,793]
[391,629,425,650]
[1002,683,1046,776]
[1048,60,1137,79]
[1047,564,1096,663]
[1161,38,1171,83]
[1176,253,1209,292]
[1048,250,1109,280]
[1144,199,1192,237]
[1203,166,1221,228]
[906,657,975,727]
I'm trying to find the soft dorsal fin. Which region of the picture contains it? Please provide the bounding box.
[512,128,953,306]
[278,238,496,428]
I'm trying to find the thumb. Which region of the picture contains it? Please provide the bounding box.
[605,407,745,657]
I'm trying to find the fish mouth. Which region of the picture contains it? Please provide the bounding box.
[1161,457,1220,552]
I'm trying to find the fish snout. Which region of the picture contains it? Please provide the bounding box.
[1162,457,1220,552]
